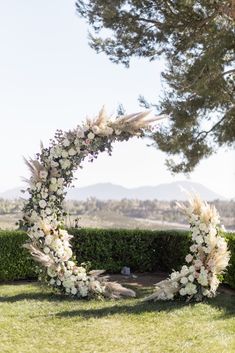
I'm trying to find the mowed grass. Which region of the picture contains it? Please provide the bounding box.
[0,283,234,353]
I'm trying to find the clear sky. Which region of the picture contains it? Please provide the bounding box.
[0,0,234,198]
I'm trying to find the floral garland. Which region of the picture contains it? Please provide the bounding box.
[23,108,163,299]
[145,195,230,302]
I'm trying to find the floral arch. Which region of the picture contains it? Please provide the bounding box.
[22,108,162,298]
[23,108,230,301]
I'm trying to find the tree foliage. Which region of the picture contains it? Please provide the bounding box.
[76,0,235,172]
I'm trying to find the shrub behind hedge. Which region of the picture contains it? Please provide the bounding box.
[0,228,234,289]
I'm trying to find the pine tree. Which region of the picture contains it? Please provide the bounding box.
[76,0,235,172]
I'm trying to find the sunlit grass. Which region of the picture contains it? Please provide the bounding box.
[0,283,234,353]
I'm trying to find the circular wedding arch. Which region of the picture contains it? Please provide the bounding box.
[22,108,161,299]
[23,108,230,301]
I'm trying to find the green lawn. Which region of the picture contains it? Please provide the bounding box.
[0,283,234,353]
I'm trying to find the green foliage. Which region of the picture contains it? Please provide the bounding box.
[76,0,235,172]
[0,229,234,288]
[224,232,235,288]
[70,228,192,272]
[0,230,37,281]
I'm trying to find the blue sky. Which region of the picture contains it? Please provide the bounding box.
[0,0,234,198]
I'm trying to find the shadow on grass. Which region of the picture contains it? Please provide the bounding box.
[1,284,234,319]
[207,294,235,319]
[56,300,188,319]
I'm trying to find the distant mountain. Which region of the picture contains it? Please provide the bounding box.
[0,181,226,201]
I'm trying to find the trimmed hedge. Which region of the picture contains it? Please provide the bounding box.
[0,230,37,281]
[0,228,234,289]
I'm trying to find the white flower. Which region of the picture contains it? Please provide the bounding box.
[43,247,50,254]
[115,129,122,135]
[199,223,208,232]
[56,279,61,286]
[185,283,197,295]
[87,132,95,140]
[181,265,189,276]
[63,278,75,289]
[195,235,203,245]
[45,207,52,215]
[104,127,113,135]
[41,191,48,199]
[63,138,70,147]
[194,260,202,268]
[68,148,76,156]
[190,244,197,253]
[188,274,195,282]
[60,159,71,170]
[170,271,179,280]
[50,177,57,185]
[57,178,64,185]
[47,267,57,277]
[79,286,88,297]
[185,254,193,263]
[179,288,187,296]
[71,287,78,295]
[39,200,47,209]
[76,146,81,153]
[62,150,69,158]
[77,129,85,138]
[49,278,55,285]
[39,170,48,180]
[49,184,58,192]
[45,235,53,245]
[180,277,188,285]
[92,125,100,134]
[36,182,42,190]
[67,261,75,268]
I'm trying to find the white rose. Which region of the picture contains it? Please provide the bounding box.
[79,286,88,297]
[39,200,47,209]
[45,235,53,245]
[68,148,76,156]
[180,277,188,285]
[87,132,95,140]
[57,178,64,185]
[190,244,197,252]
[77,129,85,138]
[195,235,203,245]
[63,138,70,147]
[185,283,197,295]
[71,287,78,295]
[179,288,187,296]
[92,125,100,134]
[45,207,52,215]
[115,129,122,135]
[49,278,55,285]
[181,265,189,276]
[60,159,71,170]
[43,246,50,254]
[185,254,193,263]
[49,184,58,192]
[56,279,61,286]
[194,259,202,268]
[188,274,195,282]
[47,267,57,278]
[104,127,113,135]
[36,182,42,190]
[62,150,69,158]
[199,223,208,232]
[39,170,48,180]
[50,177,57,184]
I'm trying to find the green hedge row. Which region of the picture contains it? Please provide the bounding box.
[0,228,234,289]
